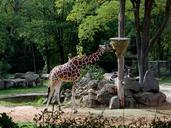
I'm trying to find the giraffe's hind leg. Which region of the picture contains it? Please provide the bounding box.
[71,82,78,113]
[51,81,63,112]
[45,80,58,110]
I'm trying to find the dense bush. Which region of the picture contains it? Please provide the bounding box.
[1,112,171,128]
[33,110,171,128]
[80,64,104,80]
[0,60,11,78]
[0,113,18,128]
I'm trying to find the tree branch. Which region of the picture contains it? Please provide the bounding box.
[149,0,171,50]
[130,0,141,53]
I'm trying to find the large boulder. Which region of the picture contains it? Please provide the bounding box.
[142,70,159,92]
[103,72,117,81]
[81,89,99,108]
[133,92,166,106]
[109,96,120,109]
[97,80,113,90]
[125,97,136,108]
[86,80,99,90]
[24,72,39,82]
[41,74,49,80]
[124,89,133,98]
[77,73,92,87]
[15,72,39,82]
[96,84,117,105]
[11,78,26,87]
[124,77,141,92]
[14,73,25,79]
[4,79,14,88]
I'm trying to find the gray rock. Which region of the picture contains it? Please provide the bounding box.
[86,80,99,89]
[124,89,133,98]
[97,80,113,90]
[41,74,49,80]
[24,72,39,82]
[15,72,40,86]
[109,96,120,109]
[82,93,99,108]
[96,84,117,105]
[77,73,92,87]
[125,97,136,108]
[4,79,14,88]
[142,70,159,92]
[133,92,166,106]
[14,73,25,78]
[0,80,4,89]
[11,78,26,87]
[124,77,141,92]
[103,72,116,81]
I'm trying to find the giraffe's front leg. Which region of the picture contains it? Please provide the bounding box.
[71,83,78,113]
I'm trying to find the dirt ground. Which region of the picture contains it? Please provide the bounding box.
[0,84,171,122]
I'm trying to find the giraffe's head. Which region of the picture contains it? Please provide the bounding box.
[99,44,113,52]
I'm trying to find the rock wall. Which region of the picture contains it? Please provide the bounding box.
[0,72,40,89]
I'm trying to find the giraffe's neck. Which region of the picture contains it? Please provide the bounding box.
[69,48,104,70]
[81,48,104,66]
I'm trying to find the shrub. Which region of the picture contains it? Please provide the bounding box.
[33,109,171,128]
[80,64,104,80]
[0,113,18,128]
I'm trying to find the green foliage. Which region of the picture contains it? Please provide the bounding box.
[81,64,104,80]
[0,60,11,78]
[0,0,170,74]
[0,113,18,128]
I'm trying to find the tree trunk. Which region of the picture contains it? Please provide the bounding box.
[131,0,171,86]
[45,43,50,73]
[117,0,126,108]
[118,0,125,37]
[117,55,125,107]
[31,42,37,73]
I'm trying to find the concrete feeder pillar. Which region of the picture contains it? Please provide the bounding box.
[110,37,129,108]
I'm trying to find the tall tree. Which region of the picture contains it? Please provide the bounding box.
[130,0,171,85]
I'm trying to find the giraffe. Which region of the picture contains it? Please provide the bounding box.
[45,44,112,113]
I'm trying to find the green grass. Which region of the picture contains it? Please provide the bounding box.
[0,97,45,107]
[159,76,171,84]
[0,85,47,98]
[17,122,36,128]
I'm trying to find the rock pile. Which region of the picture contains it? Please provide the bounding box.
[76,70,166,109]
[0,72,40,89]
[76,73,117,108]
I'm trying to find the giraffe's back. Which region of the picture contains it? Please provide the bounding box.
[49,59,81,82]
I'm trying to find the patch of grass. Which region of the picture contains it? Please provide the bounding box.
[159,76,171,84]
[17,122,36,128]
[0,85,47,98]
[0,97,45,107]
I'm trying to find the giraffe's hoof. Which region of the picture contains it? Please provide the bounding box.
[60,110,65,114]
[72,109,78,114]
[43,108,48,112]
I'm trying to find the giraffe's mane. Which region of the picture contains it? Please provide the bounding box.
[69,55,86,61]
